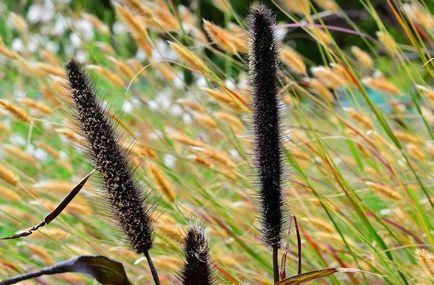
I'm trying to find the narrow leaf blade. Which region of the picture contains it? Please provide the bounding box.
[0,255,131,285]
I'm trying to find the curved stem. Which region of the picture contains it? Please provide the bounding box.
[145,251,160,285]
[294,216,302,275]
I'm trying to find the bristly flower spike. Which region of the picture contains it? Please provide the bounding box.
[64,59,160,285]
[179,225,213,285]
[248,5,286,283]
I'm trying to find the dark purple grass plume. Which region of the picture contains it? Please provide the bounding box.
[64,59,159,284]
[248,5,285,283]
[179,226,213,285]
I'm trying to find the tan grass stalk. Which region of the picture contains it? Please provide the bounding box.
[344,107,374,129]
[149,163,176,202]
[21,98,53,115]
[154,256,184,272]
[37,63,66,77]
[351,46,373,68]
[55,128,87,145]
[170,132,205,147]
[406,144,425,160]
[366,181,402,201]
[0,42,18,59]
[116,4,153,57]
[307,217,334,233]
[403,3,434,30]
[0,164,19,186]
[311,66,346,89]
[39,50,59,65]
[282,0,310,15]
[156,223,184,244]
[26,244,54,265]
[36,142,60,159]
[194,114,218,129]
[214,111,243,133]
[212,0,232,13]
[193,155,213,168]
[280,46,306,75]
[307,78,334,102]
[95,42,115,54]
[82,12,110,34]
[415,249,434,277]
[203,148,235,168]
[153,8,179,32]
[68,198,93,216]
[203,20,237,54]
[107,56,136,80]
[170,42,207,73]
[88,65,124,87]
[362,77,401,95]
[0,184,20,201]
[394,131,423,145]
[39,85,61,106]
[49,78,72,103]
[202,88,242,111]
[0,122,8,132]
[309,26,332,45]
[177,99,205,113]
[124,0,153,18]
[3,145,37,166]
[57,159,73,172]
[153,62,175,81]
[33,181,76,193]
[32,228,70,240]
[377,31,398,54]
[330,63,353,85]
[8,12,27,33]
[416,85,434,105]
[0,99,31,123]
[314,0,339,12]
[126,144,157,160]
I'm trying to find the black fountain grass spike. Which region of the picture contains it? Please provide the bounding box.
[64,59,160,285]
[178,225,213,285]
[248,4,286,283]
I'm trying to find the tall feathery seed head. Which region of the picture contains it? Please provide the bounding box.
[179,225,213,285]
[248,5,285,249]
[64,59,154,255]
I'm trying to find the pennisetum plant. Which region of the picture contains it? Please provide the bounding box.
[248,5,286,283]
[178,225,213,285]
[64,59,160,284]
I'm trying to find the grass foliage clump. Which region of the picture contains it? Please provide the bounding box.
[0,0,433,284]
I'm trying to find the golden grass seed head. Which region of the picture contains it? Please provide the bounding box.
[0,164,19,186]
[366,181,402,201]
[311,66,346,89]
[415,248,434,277]
[3,145,37,166]
[149,163,177,203]
[280,46,307,75]
[0,99,31,123]
[377,31,398,54]
[362,77,401,95]
[351,46,374,68]
[282,0,311,15]
[0,184,21,201]
[21,98,53,115]
[314,0,339,12]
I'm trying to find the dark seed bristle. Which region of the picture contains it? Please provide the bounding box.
[65,59,154,254]
[179,226,213,285]
[248,5,285,249]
